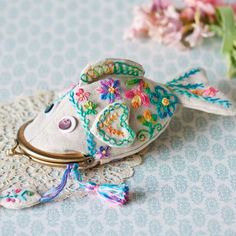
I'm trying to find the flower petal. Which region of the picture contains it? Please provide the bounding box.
[141,93,150,106]
[125,90,135,99]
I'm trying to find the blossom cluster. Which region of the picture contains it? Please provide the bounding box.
[126,0,235,48]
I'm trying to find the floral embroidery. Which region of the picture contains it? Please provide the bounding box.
[69,92,97,156]
[125,79,150,108]
[97,78,122,103]
[76,88,90,102]
[137,110,162,141]
[149,86,178,119]
[203,87,219,97]
[190,89,204,96]
[84,101,98,115]
[0,188,35,203]
[96,146,110,159]
[166,68,231,108]
[138,110,157,125]
[190,87,219,97]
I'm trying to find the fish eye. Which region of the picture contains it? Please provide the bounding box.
[58,116,77,133]
[44,103,54,113]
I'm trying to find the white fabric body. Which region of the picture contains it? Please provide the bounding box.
[24,59,236,165]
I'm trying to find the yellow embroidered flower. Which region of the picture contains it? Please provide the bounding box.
[162,97,170,106]
[131,95,142,108]
[138,110,157,126]
[143,110,152,122]
[84,101,98,115]
[191,89,204,96]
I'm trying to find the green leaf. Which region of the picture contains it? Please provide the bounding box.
[126,78,141,87]
[209,24,223,37]
[216,7,236,54]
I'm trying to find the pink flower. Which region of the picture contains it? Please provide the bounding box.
[180,7,196,21]
[185,22,214,47]
[125,80,150,108]
[185,0,224,16]
[76,88,90,102]
[151,0,170,11]
[125,3,184,48]
[203,87,219,96]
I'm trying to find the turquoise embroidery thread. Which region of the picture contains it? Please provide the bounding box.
[69,91,97,156]
[147,86,179,119]
[167,87,232,108]
[166,68,201,86]
[0,189,35,202]
[166,68,232,108]
[96,103,135,146]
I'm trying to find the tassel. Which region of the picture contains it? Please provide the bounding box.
[72,165,129,205]
[40,164,73,203]
[84,182,129,205]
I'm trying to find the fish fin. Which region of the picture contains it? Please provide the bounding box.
[79,58,145,86]
[166,68,236,116]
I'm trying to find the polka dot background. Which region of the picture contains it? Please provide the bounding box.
[0,0,236,235]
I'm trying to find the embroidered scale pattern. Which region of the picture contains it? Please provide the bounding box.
[80,60,145,83]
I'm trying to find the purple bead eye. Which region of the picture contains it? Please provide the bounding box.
[58,116,77,133]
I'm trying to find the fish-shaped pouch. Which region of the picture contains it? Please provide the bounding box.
[4,58,235,209]
[10,58,235,166]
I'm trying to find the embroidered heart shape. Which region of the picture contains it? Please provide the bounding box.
[91,102,136,147]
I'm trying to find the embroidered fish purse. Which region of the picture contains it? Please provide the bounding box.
[3,58,235,209]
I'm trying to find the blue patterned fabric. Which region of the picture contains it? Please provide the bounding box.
[0,0,236,235]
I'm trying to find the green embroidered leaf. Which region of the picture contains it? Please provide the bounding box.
[126,78,141,87]
[137,115,143,121]
[152,114,158,121]
[142,121,151,127]
[145,87,151,94]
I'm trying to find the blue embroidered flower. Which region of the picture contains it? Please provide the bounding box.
[149,86,178,119]
[97,78,122,103]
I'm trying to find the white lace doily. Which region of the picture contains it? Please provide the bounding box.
[0,92,144,202]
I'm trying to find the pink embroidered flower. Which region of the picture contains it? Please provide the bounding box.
[203,87,219,96]
[76,88,90,102]
[97,78,122,103]
[15,188,21,194]
[125,80,150,109]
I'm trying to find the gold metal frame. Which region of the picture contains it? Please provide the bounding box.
[6,121,99,168]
